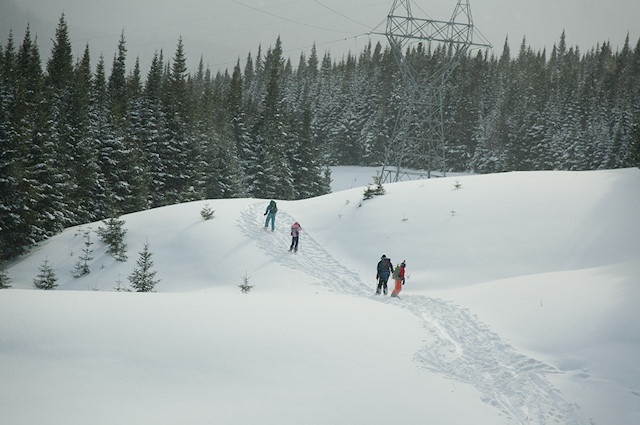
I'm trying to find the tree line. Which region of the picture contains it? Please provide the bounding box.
[1,15,639,260]
[0,16,331,260]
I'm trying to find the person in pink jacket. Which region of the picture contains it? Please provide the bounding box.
[289,222,302,253]
[390,260,406,297]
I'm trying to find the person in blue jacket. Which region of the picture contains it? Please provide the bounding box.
[263,200,277,231]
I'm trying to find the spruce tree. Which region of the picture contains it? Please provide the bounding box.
[108,32,129,120]
[34,259,57,290]
[46,14,77,227]
[252,37,295,199]
[71,45,102,223]
[128,57,153,209]
[198,68,243,199]
[128,242,159,292]
[0,31,23,259]
[228,60,252,193]
[288,94,330,198]
[141,51,168,208]
[87,55,111,216]
[0,260,11,288]
[96,216,128,261]
[104,33,141,214]
[2,26,67,258]
[72,230,94,278]
[0,271,10,288]
[162,37,199,203]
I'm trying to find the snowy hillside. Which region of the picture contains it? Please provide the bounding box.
[2,167,639,425]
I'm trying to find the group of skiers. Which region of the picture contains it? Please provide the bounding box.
[263,201,407,296]
[264,200,301,253]
[376,255,406,297]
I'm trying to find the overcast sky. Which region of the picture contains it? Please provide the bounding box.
[6,0,640,73]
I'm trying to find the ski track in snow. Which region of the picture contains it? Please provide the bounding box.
[238,203,588,425]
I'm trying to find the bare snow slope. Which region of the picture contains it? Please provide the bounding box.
[2,168,639,425]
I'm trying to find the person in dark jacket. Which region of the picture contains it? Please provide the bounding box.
[375,254,393,295]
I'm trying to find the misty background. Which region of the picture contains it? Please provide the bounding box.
[2,0,639,73]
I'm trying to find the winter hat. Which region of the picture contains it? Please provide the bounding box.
[381,255,387,259]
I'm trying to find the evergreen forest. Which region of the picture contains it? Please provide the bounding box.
[1,15,639,260]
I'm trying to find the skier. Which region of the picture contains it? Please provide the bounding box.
[263,200,277,231]
[375,255,393,295]
[390,260,406,298]
[289,221,302,253]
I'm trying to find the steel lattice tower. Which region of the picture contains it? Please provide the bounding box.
[381,0,491,181]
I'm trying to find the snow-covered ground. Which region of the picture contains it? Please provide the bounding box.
[2,166,639,425]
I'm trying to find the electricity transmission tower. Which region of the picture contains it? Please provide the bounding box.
[380,0,491,181]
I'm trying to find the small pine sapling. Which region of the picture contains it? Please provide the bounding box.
[72,230,94,278]
[128,242,160,292]
[34,259,58,290]
[0,232,10,288]
[114,274,131,292]
[0,265,11,289]
[200,203,215,220]
[373,175,386,195]
[239,272,254,294]
[362,186,376,200]
[97,216,128,261]
[362,175,386,202]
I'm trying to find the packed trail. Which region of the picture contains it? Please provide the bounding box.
[238,201,589,425]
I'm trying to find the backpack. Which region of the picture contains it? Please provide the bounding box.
[392,264,402,280]
[270,201,277,213]
[377,258,391,277]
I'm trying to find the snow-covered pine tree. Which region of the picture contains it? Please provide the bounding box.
[359,42,391,167]
[84,55,111,217]
[0,26,63,260]
[228,59,252,193]
[629,114,640,167]
[72,229,94,278]
[16,24,70,250]
[128,241,159,292]
[97,216,128,261]
[311,51,338,163]
[162,37,199,204]
[71,45,102,223]
[0,264,11,288]
[287,98,330,198]
[331,53,367,166]
[34,259,57,290]
[46,14,79,227]
[0,32,26,260]
[196,65,243,199]
[239,272,254,294]
[120,49,149,214]
[251,37,295,199]
[102,33,144,214]
[128,57,153,210]
[140,50,168,208]
[200,203,215,220]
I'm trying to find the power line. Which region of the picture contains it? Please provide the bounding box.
[69,1,392,72]
[232,0,355,35]
[311,0,370,28]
